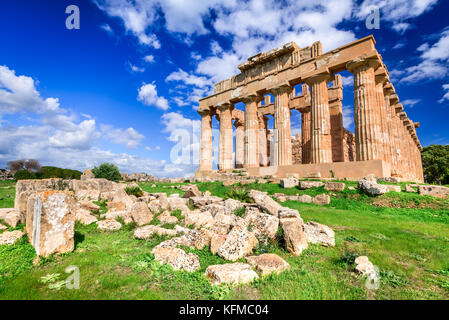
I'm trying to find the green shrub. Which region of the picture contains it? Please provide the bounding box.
[13,166,82,180]
[91,163,122,182]
[233,207,246,217]
[225,187,252,202]
[125,186,143,197]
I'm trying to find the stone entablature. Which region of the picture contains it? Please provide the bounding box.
[196,35,424,182]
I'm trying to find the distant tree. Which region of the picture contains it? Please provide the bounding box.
[7,159,26,174]
[91,163,122,182]
[24,159,42,173]
[7,159,42,174]
[421,144,449,185]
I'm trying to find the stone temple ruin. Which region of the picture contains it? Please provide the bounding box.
[195,36,424,182]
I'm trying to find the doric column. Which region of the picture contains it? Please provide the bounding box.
[393,104,404,175]
[198,110,213,172]
[234,120,244,168]
[347,57,383,161]
[243,94,260,168]
[375,70,392,166]
[269,84,293,166]
[258,112,269,167]
[301,107,311,164]
[305,71,332,164]
[398,111,409,176]
[330,74,345,162]
[217,102,233,171]
[383,84,398,175]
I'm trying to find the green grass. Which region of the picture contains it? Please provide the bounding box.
[1,179,449,300]
[0,180,15,208]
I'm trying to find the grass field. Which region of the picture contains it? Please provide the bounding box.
[1,179,449,300]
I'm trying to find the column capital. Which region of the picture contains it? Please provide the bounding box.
[375,67,389,84]
[394,103,404,113]
[303,68,331,85]
[241,93,261,104]
[267,82,292,95]
[389,94,399,104]
[399,111,407,120]
[198,109,213,117]
[216,101,232,111]
[383,82,395,95]
[346,55,381,73]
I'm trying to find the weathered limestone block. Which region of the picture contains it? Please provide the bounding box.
[405,185,417,193]
[280,177,298,188]
[298,181,324,189]
[79,200,100,212]
[26,191,76,257]
[280,214,308,256]
[210,233,227,255]
[0,230,24,245]
[313,194,331,205]
[106,188,134,212]
[324,182,345,192]
[245,210,279,238]
[385,185,401,192]
[210,213,236,234]
[97,219,122,231]
[0,208,21,227]
[217,226,258,261]
[152,247,200,272]
[133,225,177,239]
[101,210,132,224]
[75,208,98,225]
[154,229,212,250]
[418,185,449,198]
[70,178,116,201]
[0,224,6,231]
[223,180,239,187]
[223,199,243,212]
[182,185,202,198]
[278,207,302,221]
[246,253,290,276]
[130,202,153,226]
[189,196,223,208]
[303,221,335,247]
[167,195,190,212]
[184,210,214,229]
[158,212,178,224]
[80,169,95,180]
[297,194,313,203]
[205,263,258,285]
[249,190,282,216]
[358,179,388,195]
[201,203,231,217]
[354,256,376,276]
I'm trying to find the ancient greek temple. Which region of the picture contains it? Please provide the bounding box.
[195,36,424,182]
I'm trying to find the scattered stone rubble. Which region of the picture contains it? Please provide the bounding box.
[3,171,446,286]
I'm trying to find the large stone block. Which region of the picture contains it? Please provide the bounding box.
[205,263,258,285]
[280,216,308,256]
[217,226,258,261]
[249,190,282,216]
[26,191,76,257]
[418,185,449,198]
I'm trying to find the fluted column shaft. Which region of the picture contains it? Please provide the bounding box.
[384,91,398,175]
[243,95,260,168]
[235,122,244,168]
[348,58,383,161]
[271,85,293,166]
[258,113,268,167]
[218,103,233,170]
[301,108,311,164]
[306,74,332,163]
[376,82,392,165]
[198,111,213,171]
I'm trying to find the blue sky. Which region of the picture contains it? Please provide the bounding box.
[0,0,448,177]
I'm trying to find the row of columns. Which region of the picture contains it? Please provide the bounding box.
[198,57,423,181]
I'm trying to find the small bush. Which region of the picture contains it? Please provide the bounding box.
[233,207,246,217]
[125,186,143,198]
[225,187,252,202]
[91,163,122,182]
